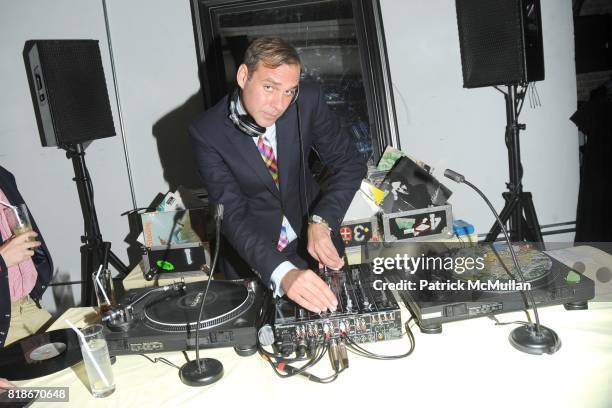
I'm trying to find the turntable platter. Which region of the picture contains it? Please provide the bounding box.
[144,281,253,332]
[451,244,553,285]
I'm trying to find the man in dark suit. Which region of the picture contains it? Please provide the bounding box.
[189,37,366,313]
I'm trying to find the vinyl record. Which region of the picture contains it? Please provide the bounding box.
[144,280,252,332]
[451,244,553,290]
[0,329,83,380]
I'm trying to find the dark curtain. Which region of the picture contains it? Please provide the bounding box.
[571,81,612,242]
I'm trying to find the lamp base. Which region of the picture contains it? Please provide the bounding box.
[509,324,561,355]
[179,358,223,386]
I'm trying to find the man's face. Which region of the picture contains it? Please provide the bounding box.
[236,61,300,128]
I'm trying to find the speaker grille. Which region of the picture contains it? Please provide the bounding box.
[35,40,115,145]
[455,0,545,88]
[457,0,525,87]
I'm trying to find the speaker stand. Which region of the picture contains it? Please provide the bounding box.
[65,143,128,306]
[484,84,543,243]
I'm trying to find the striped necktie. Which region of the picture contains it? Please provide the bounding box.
[256,135,289,251]
[256,135,279,187]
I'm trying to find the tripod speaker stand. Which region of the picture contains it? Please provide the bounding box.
[23,40,130,306]
[454,1,546,243]
[484,84,543,243]
[65,143,128,306]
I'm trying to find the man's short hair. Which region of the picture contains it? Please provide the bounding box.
[243,37,301,76]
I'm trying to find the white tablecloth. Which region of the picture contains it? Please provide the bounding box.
[12,246,612,407]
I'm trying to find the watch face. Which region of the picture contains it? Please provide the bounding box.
[310,215,325,224]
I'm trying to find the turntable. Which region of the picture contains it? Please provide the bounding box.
[103,279,264,356]
[387,243,595,333]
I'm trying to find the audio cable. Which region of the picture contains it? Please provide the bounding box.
[258,335,349,384]
[259,342,328,380]
[343,320,415,360]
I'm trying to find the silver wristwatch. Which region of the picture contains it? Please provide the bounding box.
[308,214,329,227]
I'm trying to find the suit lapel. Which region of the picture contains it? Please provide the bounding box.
[276,106,298,204]
[226,120,281,200]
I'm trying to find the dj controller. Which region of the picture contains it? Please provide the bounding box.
[270,264,403,357]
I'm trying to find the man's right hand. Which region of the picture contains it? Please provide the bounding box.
[0,231,40,268]
[281,268,338,314]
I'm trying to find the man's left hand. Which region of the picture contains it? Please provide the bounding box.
[307,223,344,270]
[0,378,15,390]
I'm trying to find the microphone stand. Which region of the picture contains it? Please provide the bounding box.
[444,169,560,355]
[179,204,224,386]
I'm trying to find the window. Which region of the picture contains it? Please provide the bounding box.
[191,0,400,163]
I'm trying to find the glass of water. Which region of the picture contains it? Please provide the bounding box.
[78,324,115,398]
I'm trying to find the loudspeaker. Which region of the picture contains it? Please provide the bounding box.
[23,40,115,147]
[455,0,545,88]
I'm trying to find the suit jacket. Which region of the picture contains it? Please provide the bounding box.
[189,81,366,286]
[0,166,53,348]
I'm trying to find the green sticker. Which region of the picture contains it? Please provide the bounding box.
[156,260,175,271]
[565,270,581,284]
[395,217,415,230]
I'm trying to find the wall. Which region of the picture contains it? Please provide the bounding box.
[380,0,579,241]
[0,0,201,312]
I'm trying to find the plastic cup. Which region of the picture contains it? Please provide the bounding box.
[77,324,115,398]
[93,268,117,314]
[4,204,33,237]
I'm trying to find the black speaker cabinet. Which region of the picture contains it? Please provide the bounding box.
[23,40,116,147]
[455,0,545,88]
